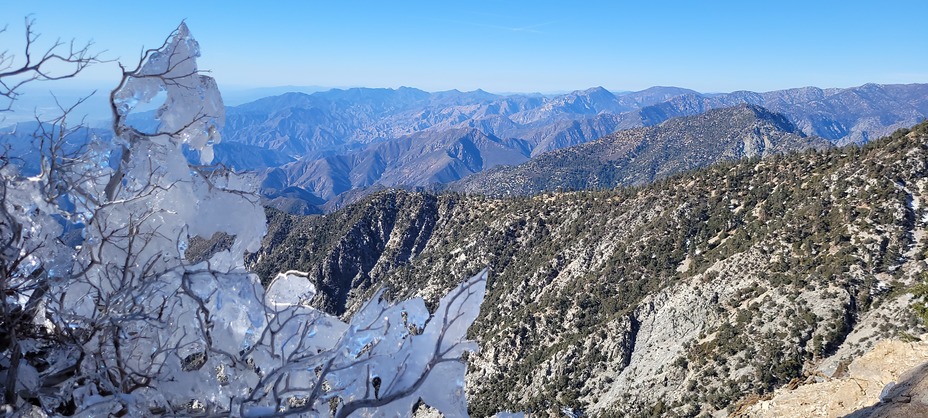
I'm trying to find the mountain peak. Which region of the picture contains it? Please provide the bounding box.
[634,86,699,95]
[663,104,803,136]
[583,86,611,94]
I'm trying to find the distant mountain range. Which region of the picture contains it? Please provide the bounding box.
[212,83,928,213]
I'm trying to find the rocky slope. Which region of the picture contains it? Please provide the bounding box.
[247,121,928,415]
[451,105,832,196]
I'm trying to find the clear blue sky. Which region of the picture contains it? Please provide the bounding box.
[5,1,927,94]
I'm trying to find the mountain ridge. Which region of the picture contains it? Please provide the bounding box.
[247,120,928,415]
[451,104,831,196]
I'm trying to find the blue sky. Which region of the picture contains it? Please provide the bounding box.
[5,1,927,94]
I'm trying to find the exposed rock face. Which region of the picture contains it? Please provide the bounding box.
[247,122,928,415]
[740,337,928,418]
[851,362,928,418]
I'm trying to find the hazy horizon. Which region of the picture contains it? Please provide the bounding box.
[3,1,926,95]
[16,79,927,98]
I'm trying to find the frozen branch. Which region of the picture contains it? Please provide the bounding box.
[0,17,105,112]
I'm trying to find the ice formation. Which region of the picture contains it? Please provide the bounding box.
[1,23,486,417]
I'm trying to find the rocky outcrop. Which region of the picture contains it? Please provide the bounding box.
[739,336,928,418]
[850,360,928,418]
